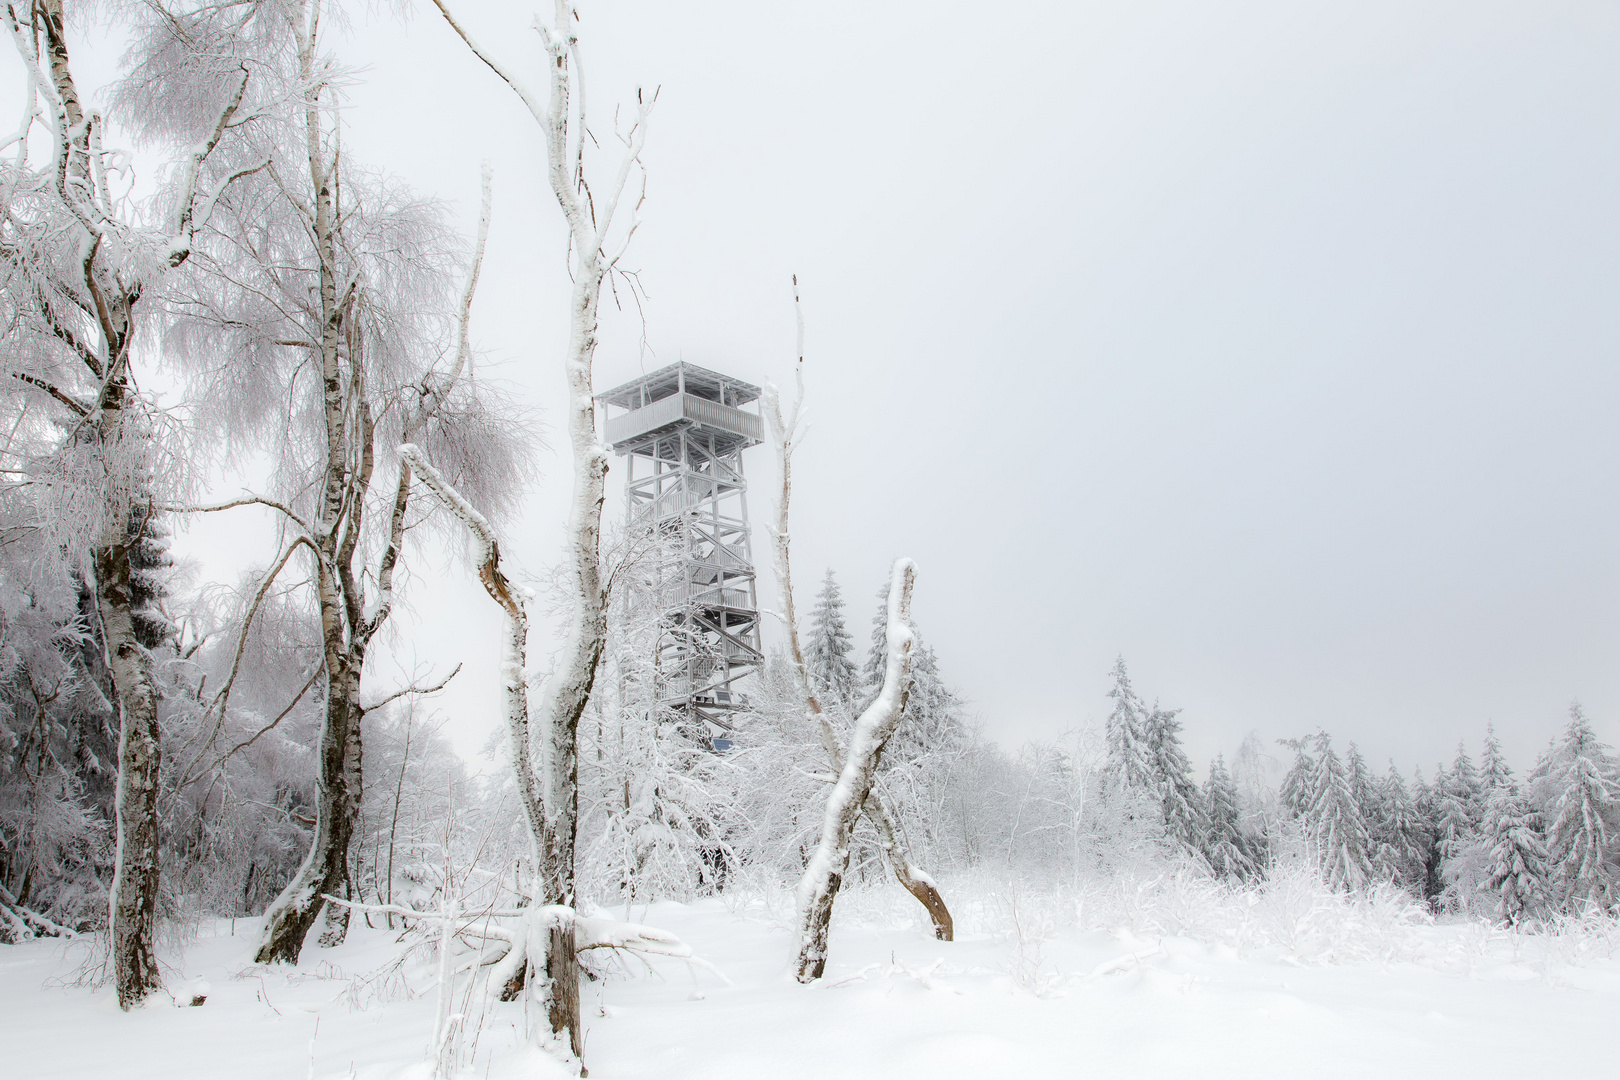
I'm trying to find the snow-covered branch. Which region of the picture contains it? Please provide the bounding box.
[795,558,919,982]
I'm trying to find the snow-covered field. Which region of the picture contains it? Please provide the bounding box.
[6,877,1618,1080]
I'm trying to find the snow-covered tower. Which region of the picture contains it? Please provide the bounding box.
[598,362,764,736]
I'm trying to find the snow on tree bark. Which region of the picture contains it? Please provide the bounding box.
[763,312,951,944]
[429,1,652,1063]
[795,558,919,983]
[2,0,249,1007]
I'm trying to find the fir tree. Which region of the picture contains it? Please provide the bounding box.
[1412,764,1446,907]
[855,578,965,766]
[1436,741,1484,858]
[1278,738,1315,820]
[1482,784,1549,925]
[1480,724,1514,797]
[1543,704,1619,913]
[863,579,890,691]
[1204,754,1255,880]
[886,643,967,767]
[1305,733,1373,892]
[1371,762,1426,892]
[1346,742,1382,829]
[1104,657,1154,793]
[1145,703,1208,858]
[804,569,860,714]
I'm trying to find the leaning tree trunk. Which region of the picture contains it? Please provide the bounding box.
[400,443,590,1058]
[763,347,952,943]
[254,580,360,963]
[796,559,919,982]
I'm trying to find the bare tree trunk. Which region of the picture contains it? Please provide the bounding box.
[863,793,952,940]
[795,560,919,982]
[401,445,586,1058]
[96,524,164,1008]
[763,298,952,944]
[431,3,651,1066]
[254,611,359,963]
[5,0,247,1002]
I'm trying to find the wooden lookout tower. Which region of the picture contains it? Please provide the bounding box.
[598,362,765,737]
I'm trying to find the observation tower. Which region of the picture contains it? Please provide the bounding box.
[597,362,764,736]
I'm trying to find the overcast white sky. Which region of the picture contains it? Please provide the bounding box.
[19,1,1620,776]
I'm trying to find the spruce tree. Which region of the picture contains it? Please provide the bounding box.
[1145,703,1208,859]
[1480,724,1514,797]
[886,643,966,766]
[1346,742,1382,829]
[1412,764,1446,907]
[1104,657,1154,792]
[1482,784,1549,925]
[1543,704,1619,913]
[1204,754,1255,880]
[855,578,964,766]
[1436,742,1485,857]
[863,579,890,691]
[1372,762,1426,892]
[1306,733,1374,892]
[804,569,860,714]
[1278,738,1316,821]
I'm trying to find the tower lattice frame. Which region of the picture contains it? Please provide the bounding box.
[598,362,764,734]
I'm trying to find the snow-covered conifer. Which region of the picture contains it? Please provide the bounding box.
[805,570,860,715]
[1412,764,1446,906]
[1145,704,1208,859]
[1203,755,1255,880]
[1346,743,1382,831]
[1305,734,1374,892]
[886,644,967,769]
[1278,738,1316,820]
[1482,784,1549,925]
[1370,762,1426,892]
[1436,742,1485,858]
[1480,724,1514,796]
[1542,705,1619,913]
[1105,658,1155,793]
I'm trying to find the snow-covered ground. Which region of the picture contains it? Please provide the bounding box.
[6,879,1617,1079]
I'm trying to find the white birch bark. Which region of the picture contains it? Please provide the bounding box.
[2,0,248,1008]
[794,558,919,982]
[255,21,496,963]
[430,1,652,1064]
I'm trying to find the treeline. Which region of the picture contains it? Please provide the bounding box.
[1097,657,1620,924]
[1270,709,1618,922]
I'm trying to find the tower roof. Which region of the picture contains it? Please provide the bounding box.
[597,361,762,410]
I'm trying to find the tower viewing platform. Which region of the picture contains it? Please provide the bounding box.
[597,362,765,737]
[599,362,764,454]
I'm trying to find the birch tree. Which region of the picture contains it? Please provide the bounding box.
[762,315,952,948]
[0,0,255,1007]
[116,0,519,962]
[428,0,653,1060]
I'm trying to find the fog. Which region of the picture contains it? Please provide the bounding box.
[22,0,1620,773]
